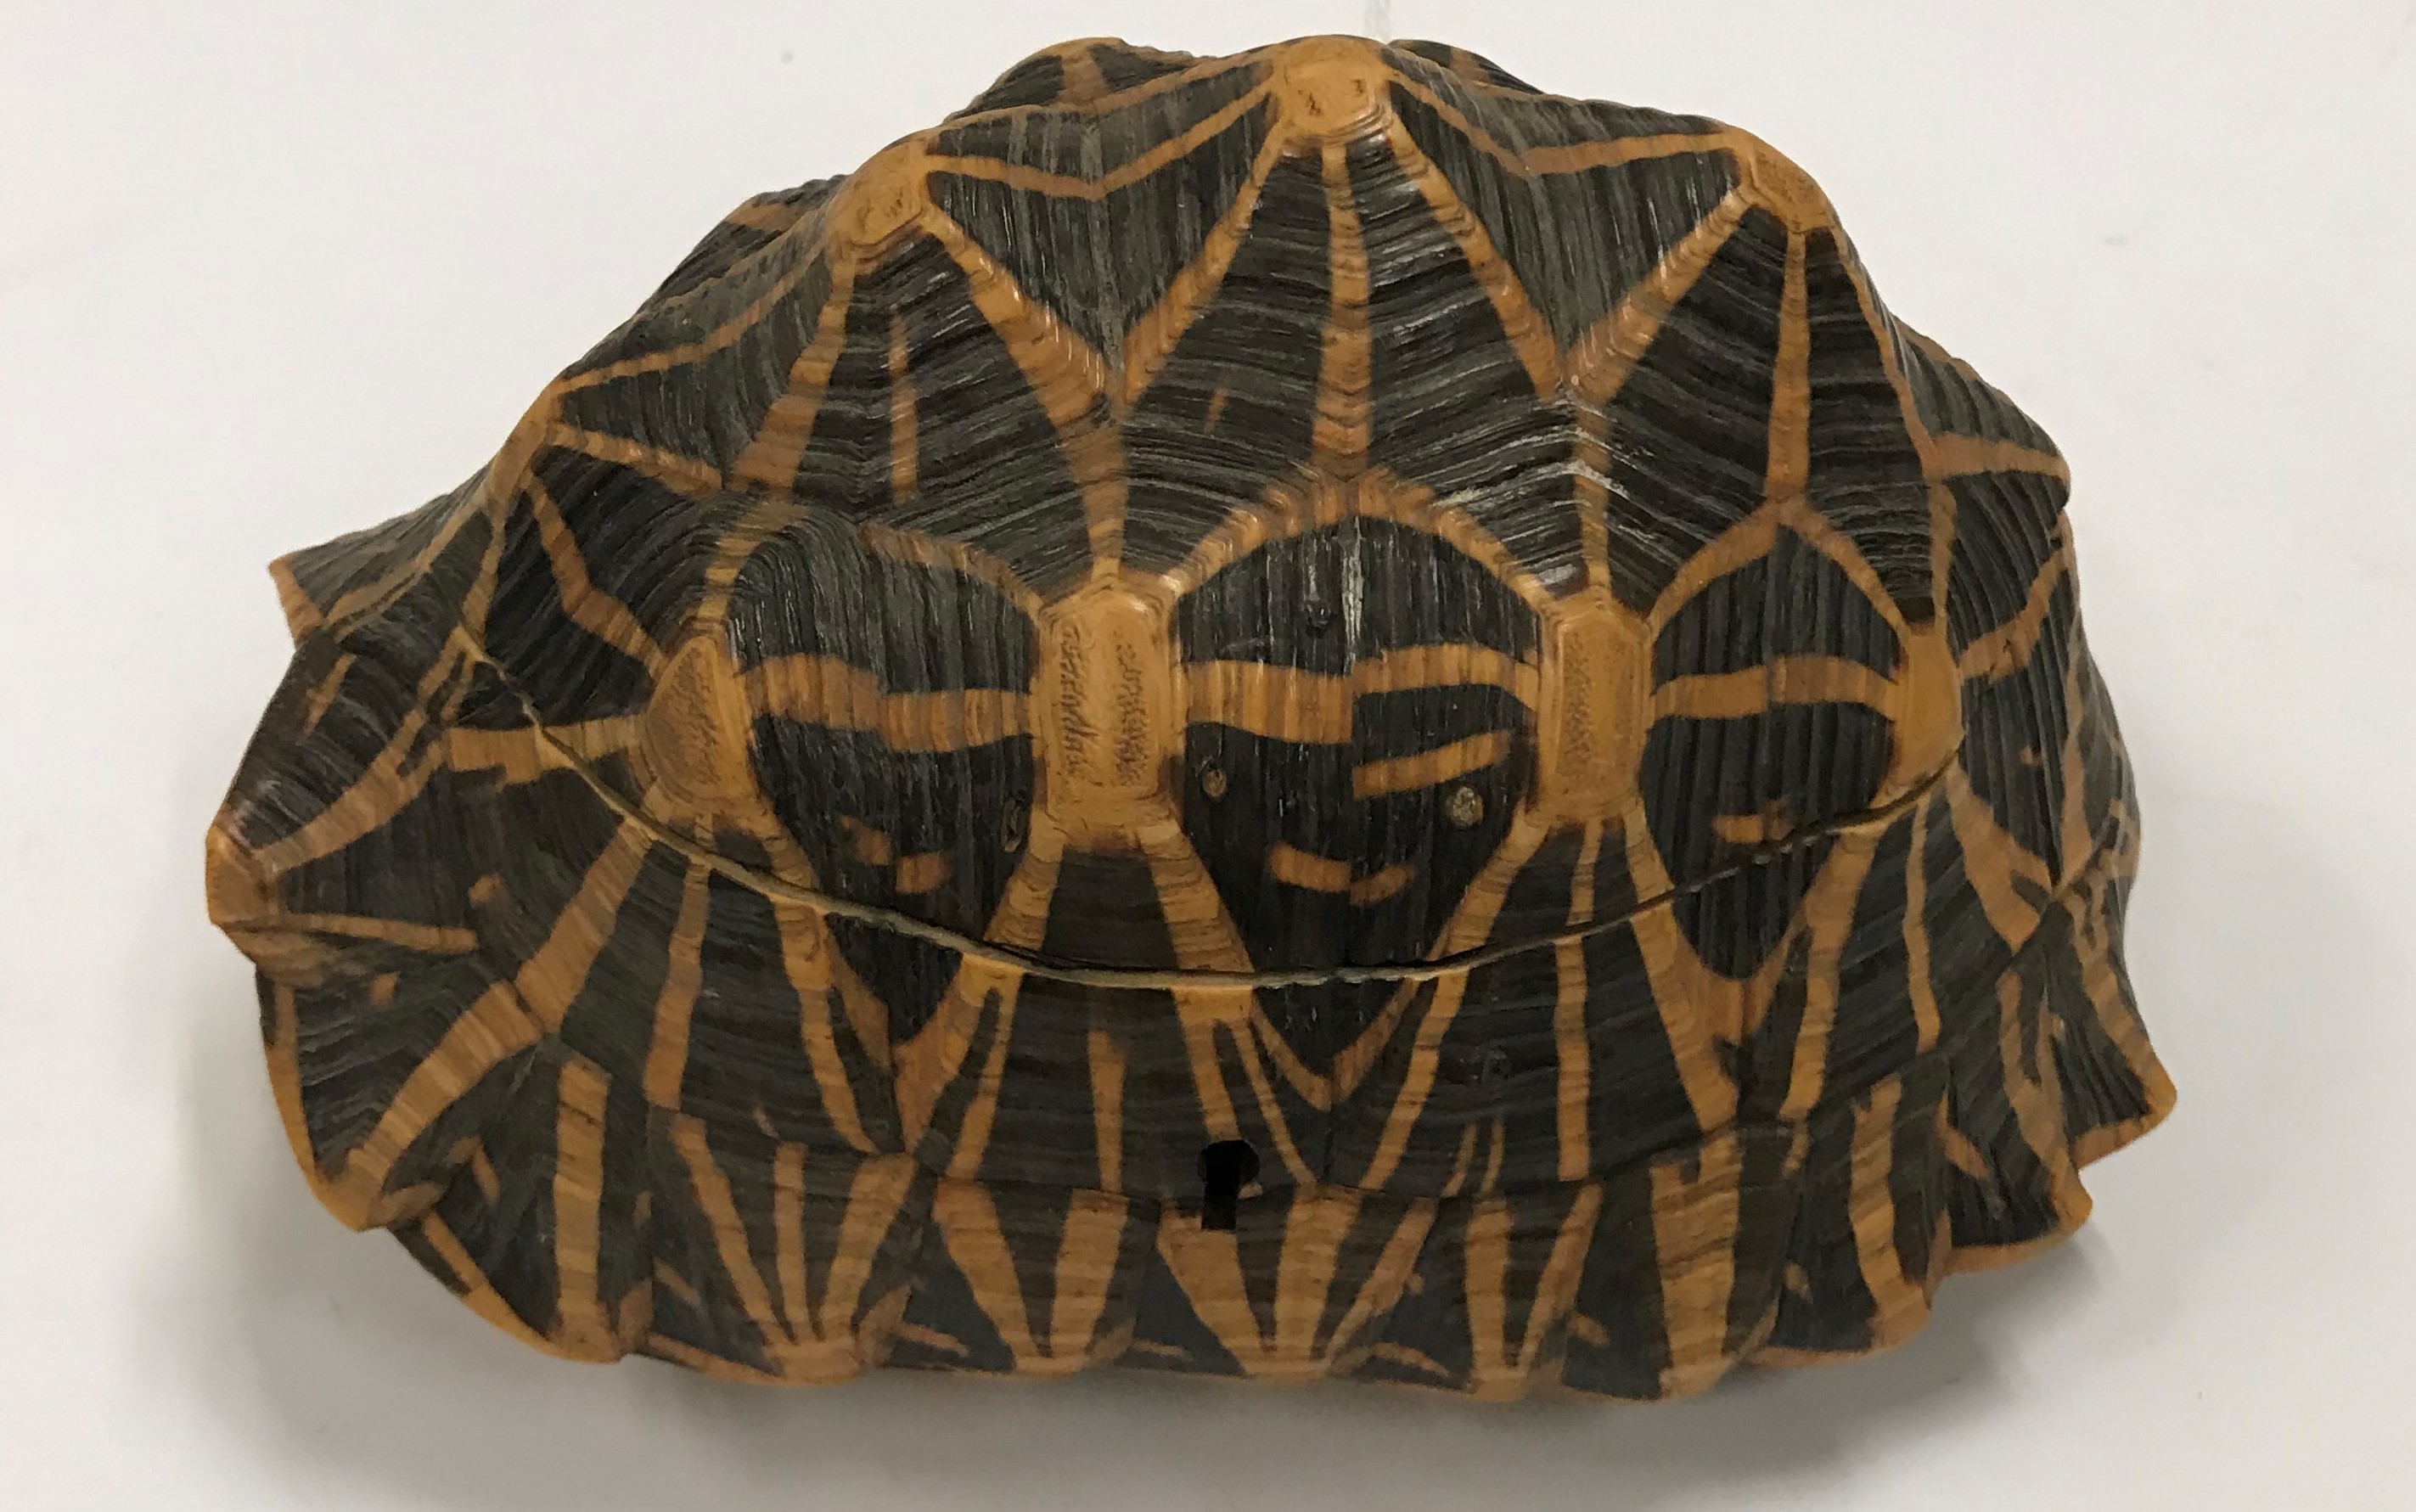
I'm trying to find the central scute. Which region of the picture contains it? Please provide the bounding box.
[1036,581,1182,844]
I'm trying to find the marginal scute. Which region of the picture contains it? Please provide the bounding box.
[205,822,347,986]
[210,32,2171,1402]
[204,822,272,936]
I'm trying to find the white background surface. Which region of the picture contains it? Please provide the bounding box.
[4,3,2413,1507]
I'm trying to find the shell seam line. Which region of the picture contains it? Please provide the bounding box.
[508,661,1963,991]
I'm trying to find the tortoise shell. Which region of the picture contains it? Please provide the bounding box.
[206,34,2173,1398]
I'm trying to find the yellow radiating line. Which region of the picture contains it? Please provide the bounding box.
[1958,530,2075,680]
[555,242,832,393]
[892,851,1057,1142]
[269,555,321,640]
[411,1211,588,1361]
[887,311,918,503]
[304,495,482,635]
[1380,115,1562,396]
[1320,1198,1436,1358]
[1386,74,1740,179]
[1904,798,1942,1052]
[1054,40,1112,103]
[922,83,1273,199]
[1823,239,1960,621]
[1767,228,1812,499]
[1264,1190,1353,1363]
[772,1142,811,1336]
[930,1181,1035,1360]
[1649,1130,1745,1397]
[1440,1121,1479,1196]
[780,892,879,1154]
[1930,434,2069,482]
[1778,829,1883,1120]
[823,1155,919,1342]
[668,1115,801,1369]
[1224,1006,1317,1184]
[940,980,1020,1178]
[744,655,1029,750]
[1848,1076,1933,1346]
[1618,807,1745,1128]
[524,475,666,671]
[314,827,651,1225]
[1779,493,1924,649]
[1347,863,1414,906]
[651,1260,703,1309]
[1155,1227,1262,1372]
[330,981,542,1228]
[1650,656,1897,720]
[261,913,478,953]
[1183,648,1542,745]
[1185,663,1353,743]
[1173,992,1245,1146]
[550,1053,623,1358]
[1554,824,1604,1183]
[1996,973,2093,1233]
[247,644,466,874]
[914,216,1110,434]
[725,194,817,234]
[1087,1027,1127,1192]
[1567,192,1752,407]
[1643,504,1780,633]
[1153,467,1556,615]
[1312,138,1374,469]
[540,424,722,497]
[1353,819,1547,1188]
[2055,620,2099,890]
[1119,121,1296,408]
[1942,764,2050,948]
[858,521,1044,614]
[446,718,642,786]
[1047,1191,1132,1367]
[518,824,654,1031]
[1466,1183,1604,1397]
[1351,730,1514,799]
[2060,880,2178,1164]
[642,1335,794,1384]
[1132,807,1257,973]
[294,650,355,734]
[727,255,862,492]
[911,212,1126,569]
[1359,643,1542,703]
[1266,842,1353,892]
[967,51,1250,123]
[1939,1111,1992,1183]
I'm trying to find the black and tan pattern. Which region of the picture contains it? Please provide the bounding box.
[209,34,2172,1400]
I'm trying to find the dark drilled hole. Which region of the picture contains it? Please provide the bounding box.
[1197,1138,1260,1232]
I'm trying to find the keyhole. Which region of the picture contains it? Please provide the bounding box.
[1197,1138,1260,1232]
